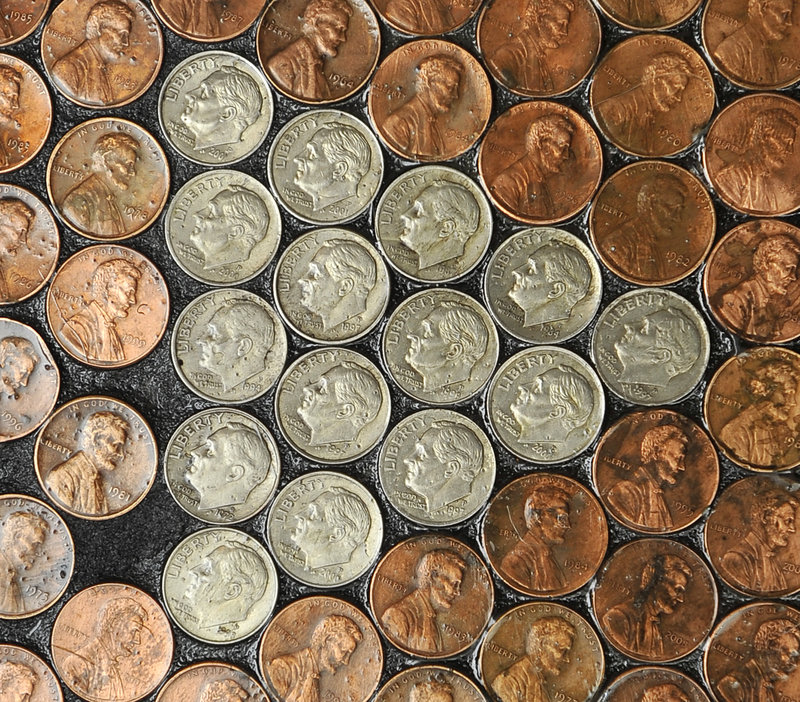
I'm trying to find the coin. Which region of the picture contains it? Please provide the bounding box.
[372,0,481,34]
[164,408,281,525]
[0,0,50,46]
[599,667,711,702]
[375,666,485,702]
[156,662,268,702]
[153,0,266,41]
[378,409,496,527]
[0,644,63,702]
[266,471,383,587]
[594,0,702,29]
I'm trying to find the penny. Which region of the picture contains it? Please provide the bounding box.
[46,244,169,368]
[171,288,287,405]
[34,395,157,520]
[51,582,173,702]
[484,227,602,344]
[375,667,485,702]
[0,644,63,702]
[266,471,383,587]
[600,667,711,702]
[157,662,268,702]
[383,289,499,406]
[257,0,380,104]
[368,40,492,163]
[159,51,274,166]
[593,409,719,534]
[164,408,281,525]
[273,228,389,343]
[0,0,50,46]
[478,101,602,225]
[153,0,266,41]
[374,165,492,284]
[378,409,496,527]
[162,526,278,644]
[589,160,716,286]
[267,109,383,226]
[275,347,390,463]
[165,169,282,287]
[482,473,607,598]
[370,534,493,659]
[590,35,715,158]
[41,0,162,108]
[594,0,702,29]
[372,0,481,34]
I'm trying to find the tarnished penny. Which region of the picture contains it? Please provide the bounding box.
[368,40,492,163]
[589,160,716,286]
[157,662,267,702]
[590,35,715,158]
[34,395,157,520]
[46,118,170,241]
[373,0,481,34]
[600,667,711,702]
[370,534,493,659]
[478,101,602,225]
[595,0,702,29]
[375,667,485,702]
[593,539,717,663]
[0,644,63,702]
[153,0,266,41]
[51,582,173,702]
[593,409,719,534]
[0,0,50,46]
[482,473,607,597]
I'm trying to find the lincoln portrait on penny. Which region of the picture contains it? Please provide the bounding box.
[0,661,38,702]
[0,198,35,302]
[0,336,38,400]
[0,510,47,615]
[0,65,21,170]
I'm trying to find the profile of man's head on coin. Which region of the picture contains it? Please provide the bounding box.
[0,660,38,702]
[198,678,249,702]
[0,65,19,128]
[0,511,47,615]
[640,683,690,702]
[0,199,34,275]
[410,679,454,702]
[0,336,38,399]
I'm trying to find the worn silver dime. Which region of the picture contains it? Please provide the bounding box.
[159,51,273,166]
[592,288,710,406]
[165,170,281,286]
[172,288,288,404]
[374,165,492,283]
[375,667,485,702]
[267,471,383,587]
[268,109,384,225]
[275,347,390,463]
[383,289,499,405]
[162,526,278,644]
[378,409,496,526]
[599,668,711,702]
[156,662,268,702]
[0,644,63,702]
[273,228,389,343]
[164,408,281,525]
[484,228,602,344]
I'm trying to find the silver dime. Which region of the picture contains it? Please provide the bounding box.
[378,409,495,527]
[268,109,383,225]
[375,166,492,283]
[592,288,710,406]
[165,170,281,286]
[485,228,602,344]
[273,228,389,343]
[266,471,383,587]
[375,667,485,702]
[0,644,63,701]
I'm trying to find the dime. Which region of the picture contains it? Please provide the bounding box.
[157,662,268,702]
[0,644,63,702]
[594,0,702,29]
[172,288,287,405]
[153,0,266,41]
[0,0,50,46]
[266,471,383,587]
[372,0,481,34]
[374,165,492,283]
[599,667,711,702]
[375,667,485,702]
[378,409,496,527]
[164,408,281,525]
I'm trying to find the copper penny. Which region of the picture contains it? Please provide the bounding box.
[153,0,266,41]
[0,644,63,702]
[593,539,717,663]
[589,160,715,286]
[46,244,169,368]
[482,473,608,598]
[0,0,50,46]
[370,534,493,659]
[600,667,711,702]
[375,667,484,702]
[590,34,715,158]
[34,395,158,520]
[368,40,491,163]
[593,409,719,535]
[157,662,267,702]
[51,582,173,702]
[372,0,481,35]
[478,101,602,225]
[595,0,702,29]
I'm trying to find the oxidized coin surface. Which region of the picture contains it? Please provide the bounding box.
[594,0,702,29]
[600,667,711,702]
[51,582,173,702]
[372,0,481,34]
[375,667,484,702]
[273,228,389,343]
[165,169,282,287]
[484,227,602,344]
[0,644,63,702]
[172,288,288,404]
[162,527,278,644]
[374,165,492,283]
[0,0,50,46]
[164,408,281,525]
[592,288,710,406]
[370,534,493,659]
[156,662,268,702]
[152,0,265,41]
[34,395,157,520]
[159,51,274,166]
[266,471,383,587]
[378,409,496,527]
[593,409,719,534]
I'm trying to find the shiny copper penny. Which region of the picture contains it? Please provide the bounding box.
[375,667,485,702]
[373,0,481,34]
[590,35,715,158]
[595,0,702,29]
[600,667,711,702]
[478,101,602,225]
[370,534,493,659]
[593,409,719,534]
[157,662,267,702]
[368,40,491,163]
[153,0,265,41]
[0,644,63,702]
[0,0,50,46]
[51,582,173,702]
[589,160,715,286]
[482,473,607,598]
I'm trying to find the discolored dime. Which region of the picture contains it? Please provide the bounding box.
[0,0,50,46]
[594,0,702,29]
[153,0,266,41]
[600,667,711,702]
[157,662,267,702]
[0,644,63,702]
[373,0,481,34]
